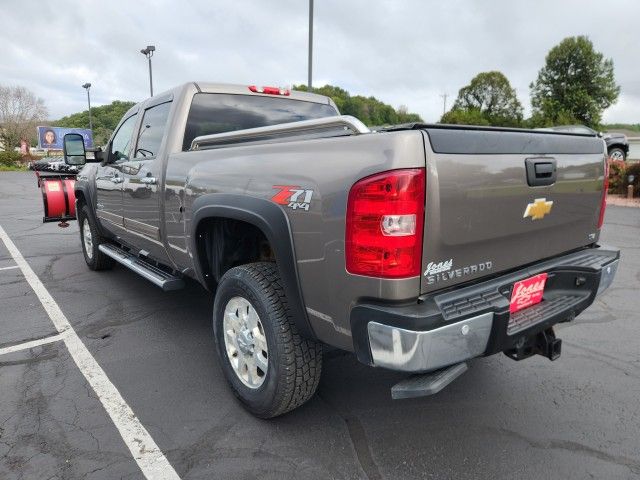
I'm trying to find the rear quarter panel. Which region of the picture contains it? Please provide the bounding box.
[168,130,426,350]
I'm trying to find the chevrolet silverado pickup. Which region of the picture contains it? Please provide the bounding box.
[51,82,619,417]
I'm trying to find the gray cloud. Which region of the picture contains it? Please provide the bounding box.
[0,0,637,123]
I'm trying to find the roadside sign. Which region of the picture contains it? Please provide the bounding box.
[37,126,93,150]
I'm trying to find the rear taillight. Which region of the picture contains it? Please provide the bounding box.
[346,168,425,278]
[248,85,290,96]
[598,158,609,229]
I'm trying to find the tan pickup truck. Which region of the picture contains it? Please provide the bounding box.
[48,82,618,417]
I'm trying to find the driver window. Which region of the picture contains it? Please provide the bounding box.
[111,114,138,161]
[135,101,172,159]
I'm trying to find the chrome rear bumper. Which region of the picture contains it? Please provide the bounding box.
[363,250,619,373]
[597,259,618,295]
[368,313,493,372]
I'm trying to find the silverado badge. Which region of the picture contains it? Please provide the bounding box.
[523,198,553,221]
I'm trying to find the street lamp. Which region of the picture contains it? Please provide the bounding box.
[308,0,313,90]
[140,45,156,97]
[82,83,93,131]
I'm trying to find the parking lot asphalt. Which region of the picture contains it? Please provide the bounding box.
[0,170,639,480]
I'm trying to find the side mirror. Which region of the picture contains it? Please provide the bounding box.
[63,133,86,166]
[94,148,107,163]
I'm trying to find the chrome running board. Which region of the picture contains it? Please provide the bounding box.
[98,244,184,291]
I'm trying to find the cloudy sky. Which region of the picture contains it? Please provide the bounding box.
[1,0,638,123]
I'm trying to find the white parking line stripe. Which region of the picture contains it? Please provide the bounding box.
[0,225,181,480]
[0,333,63,356]
[0,265,19,271]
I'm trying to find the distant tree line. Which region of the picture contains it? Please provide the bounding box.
[442,36,620,129]
[54,100,135,146]
[294,84,422,126]
[601,123,640,133]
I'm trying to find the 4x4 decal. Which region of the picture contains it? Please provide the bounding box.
[272,185,314,211]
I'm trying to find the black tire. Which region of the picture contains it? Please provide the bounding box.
[213,262,322,418]
[608,147,626,162]
[78,204,115,271]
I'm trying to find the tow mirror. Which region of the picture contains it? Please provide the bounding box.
[63,133,86,166]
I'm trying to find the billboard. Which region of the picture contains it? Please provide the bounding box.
[37,126,93,150]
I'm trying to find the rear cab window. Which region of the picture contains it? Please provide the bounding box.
[182,93,338,151]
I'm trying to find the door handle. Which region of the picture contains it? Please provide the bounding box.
[140,176,157,185]
[110,176,123,184]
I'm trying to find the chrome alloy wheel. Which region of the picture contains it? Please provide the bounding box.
[610,150,624,161]
[223,296,269,389]
[82,220,93,260]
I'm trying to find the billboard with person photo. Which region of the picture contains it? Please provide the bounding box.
[37,126,93,150]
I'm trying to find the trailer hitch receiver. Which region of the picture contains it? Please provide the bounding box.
[504,327,562,362]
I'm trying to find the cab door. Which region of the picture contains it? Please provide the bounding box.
[120,99,173,260]
[95,112,138,233]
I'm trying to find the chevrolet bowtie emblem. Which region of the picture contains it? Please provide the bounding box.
[523,198,553,220]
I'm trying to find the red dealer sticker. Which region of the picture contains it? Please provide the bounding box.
[509,273,548,314]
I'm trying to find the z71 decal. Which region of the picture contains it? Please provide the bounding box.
[272,185,314,211]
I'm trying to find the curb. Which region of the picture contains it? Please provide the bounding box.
[607,194,640,208]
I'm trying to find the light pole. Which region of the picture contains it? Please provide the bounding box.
[82,83,93,131]
[140,45,156,97]
[308,0,313,90]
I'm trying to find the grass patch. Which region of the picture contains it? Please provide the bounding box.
[0,164,29,172]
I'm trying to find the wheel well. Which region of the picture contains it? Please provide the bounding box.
[608,144,626,152]
[196,218,275,289]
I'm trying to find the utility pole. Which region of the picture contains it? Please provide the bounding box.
[140,45,156,97]
[308,0,313,90]
[82,83,93,131]
[440,93,449,116]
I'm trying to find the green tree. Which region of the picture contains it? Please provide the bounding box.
[294,84,422,126]
[54,100,135,146]
[530,36,620,127]
[440,108,490,126]
[443,71,523,126]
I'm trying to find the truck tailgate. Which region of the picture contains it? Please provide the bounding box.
[419,127,606,294]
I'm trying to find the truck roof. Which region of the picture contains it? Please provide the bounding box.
[121,82,339,123]
[194,82,335,106]
[132,81,333,107]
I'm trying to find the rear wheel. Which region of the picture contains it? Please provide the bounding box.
[78,204,115,271]
[213,262,322,418]
[609,147,626,161]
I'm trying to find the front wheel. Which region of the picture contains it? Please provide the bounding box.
[213,262,322,418]
[78,204,115,271]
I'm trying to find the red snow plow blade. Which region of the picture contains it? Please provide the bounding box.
[36,171,77,227]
